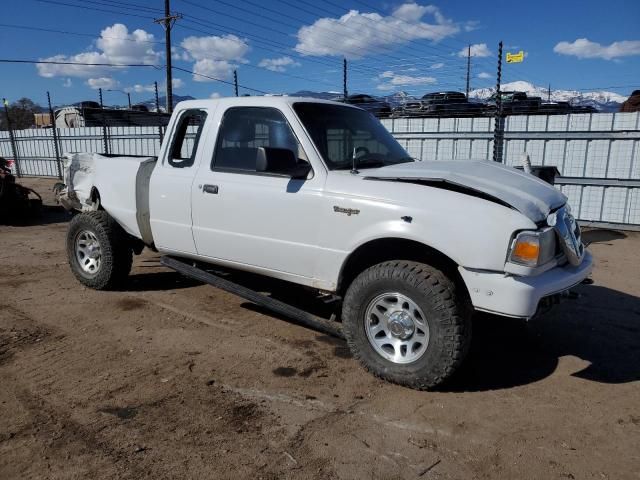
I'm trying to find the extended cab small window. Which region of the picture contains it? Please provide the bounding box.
[212,107,307,173]
[168,109,207,168]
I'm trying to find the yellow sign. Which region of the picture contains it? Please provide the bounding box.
[506,51,525,63]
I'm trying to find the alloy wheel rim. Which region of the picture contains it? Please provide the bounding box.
[364,292,430,364]
[75,230,102,275]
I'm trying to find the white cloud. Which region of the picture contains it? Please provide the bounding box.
[430,62,445,69]
[86,77,120,89]
[171,78,184,89]
[96,24,160,65]
[377,70,436,91]
[554,38,640,60]
[37,24,160,79]
[210,92,221,99]
[63,78,72,88]
[458,43,492,58]
[477,71,492,79]
[171,47,190,61]
[192,59,236,81]
[180,35,249,62]
[295,3,459,58]
[179,34,249,82]
[258,56,301,72]
[37,52,113,78]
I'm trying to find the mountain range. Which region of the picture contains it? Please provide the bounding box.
[468,81,627,112]
[136,83,629,113]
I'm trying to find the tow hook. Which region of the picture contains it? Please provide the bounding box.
[561,290,580,300]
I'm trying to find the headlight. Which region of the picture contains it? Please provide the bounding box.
[509,228,556,267]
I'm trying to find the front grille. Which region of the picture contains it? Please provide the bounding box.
[549,206,584,266]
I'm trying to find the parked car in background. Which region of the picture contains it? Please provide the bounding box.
[488,91,542,115]
[570,105,598,114]
[399,91,488,117]
[538,101,572,115]
[343,94,392,117]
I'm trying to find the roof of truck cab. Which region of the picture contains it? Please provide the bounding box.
[174,96,361,111]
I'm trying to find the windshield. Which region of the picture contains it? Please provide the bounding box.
[293,102,413,170]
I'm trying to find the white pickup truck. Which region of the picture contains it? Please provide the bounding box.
[58,96,592,389]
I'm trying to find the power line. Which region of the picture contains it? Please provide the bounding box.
[35,0,153,19]
[0,22,166,45]
[272,0,467,67]
[179,0,464,74]
[33,0,473,85]
[28,0,494,94]
[0,58,161,68]
[172,66,268,94]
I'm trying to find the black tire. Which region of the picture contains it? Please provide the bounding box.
[66,211,132,290]
[342,261,471,390]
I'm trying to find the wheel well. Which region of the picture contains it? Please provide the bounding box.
[89,187,101,209]
[338,238,469,300]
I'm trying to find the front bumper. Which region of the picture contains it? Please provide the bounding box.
[458,251,593,319]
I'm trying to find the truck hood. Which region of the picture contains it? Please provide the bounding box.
[362,160,566,223]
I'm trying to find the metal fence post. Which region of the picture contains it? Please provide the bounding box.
[154,81,164,148]
[2,98,22,177]
[47,91,63,179]
[98,88,110,155]
[492,41,504,163]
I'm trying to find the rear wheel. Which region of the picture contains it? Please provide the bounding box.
[342,261,471,390]
[66,211,132,290]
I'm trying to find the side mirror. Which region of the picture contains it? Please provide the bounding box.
[256,147,311,179]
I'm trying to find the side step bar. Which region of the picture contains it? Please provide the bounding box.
[161,256,344,339]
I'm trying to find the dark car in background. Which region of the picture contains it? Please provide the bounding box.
[400,91,488,117]
[343,94,392,117]
[538,101,572,115]
[487,91,542,115]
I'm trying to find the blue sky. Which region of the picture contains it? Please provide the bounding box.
[1,0,639,106]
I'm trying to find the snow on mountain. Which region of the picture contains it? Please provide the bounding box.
[469,81,626,112]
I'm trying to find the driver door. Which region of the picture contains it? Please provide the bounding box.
[191,106,325,282]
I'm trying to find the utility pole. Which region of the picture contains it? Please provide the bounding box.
[127,92,132,109]
[492,41,504,163]
[154,0,181,113]
[343,58,348,100]
[234,70,238,97]
[547,83,551,103]
[465,44,471,97]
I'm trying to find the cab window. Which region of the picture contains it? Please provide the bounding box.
[212,107,307,172]
[168,109,207,168]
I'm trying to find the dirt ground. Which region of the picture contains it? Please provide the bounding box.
[1,177,639,480]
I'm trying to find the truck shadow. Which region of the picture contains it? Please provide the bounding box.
[123,271,203,291]
[231,274,640,391]
[131,262,640,392]
[440,284,640,392]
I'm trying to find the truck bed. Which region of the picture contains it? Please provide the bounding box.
[57,153,157,243]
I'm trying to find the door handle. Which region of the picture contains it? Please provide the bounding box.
[203,184,219,194]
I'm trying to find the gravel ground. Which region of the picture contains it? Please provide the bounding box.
[1,177,639,480]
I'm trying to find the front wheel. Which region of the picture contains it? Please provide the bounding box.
[342,261,471,390]
[66,211,133,290]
